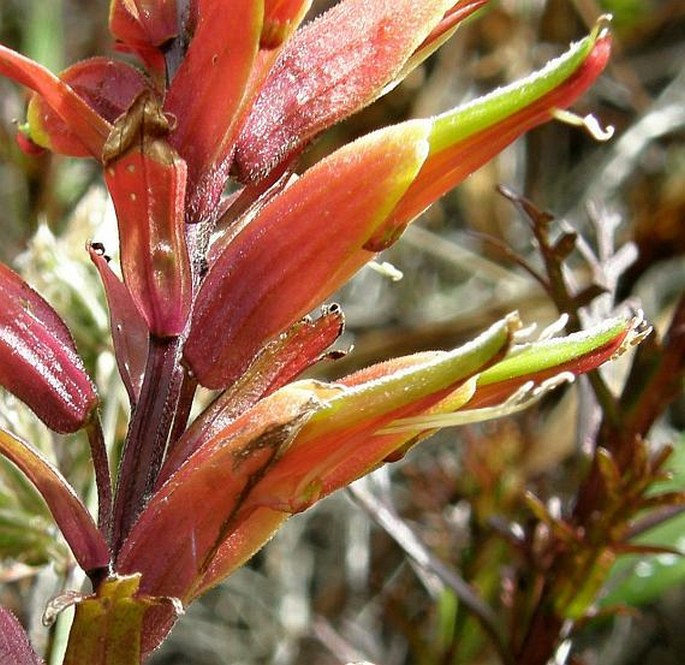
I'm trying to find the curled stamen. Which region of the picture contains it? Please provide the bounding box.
[505,380,536,407]
[513,322,538,344]
[552,108,615,141]
[537,371,576,393]
[538,313,570,341]
[377,373,575,434]
[611,310,652,359]
[43,590,88,627]
[593,14,614,40]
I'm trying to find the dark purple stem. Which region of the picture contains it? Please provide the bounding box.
[111,335,184,554]
[86,417,113,543]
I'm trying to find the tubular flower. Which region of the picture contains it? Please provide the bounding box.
[0,1,627,661]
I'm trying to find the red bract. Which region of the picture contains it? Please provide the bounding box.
[0,264,97,434]
[233,0,468,183]
[164,0,263,221]
[89,245,149,404]
[184,120,431,388]
[109,0,179,73]
[0,428,110,574]
[0,2,627,661]
[0,44,111,157]
[103,93,191,337]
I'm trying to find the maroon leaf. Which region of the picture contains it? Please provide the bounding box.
[0,263,97,434]
[89,244,149,404]
[0,607,43,665]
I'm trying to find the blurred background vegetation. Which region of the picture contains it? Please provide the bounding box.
[0,1,684,664]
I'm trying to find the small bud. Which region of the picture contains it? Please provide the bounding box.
[25,57,149,157]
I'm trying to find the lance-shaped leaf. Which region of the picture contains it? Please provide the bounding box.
[368,21,612,249]
[89,244,149,404]
[123,316,513,601]
[109,0,179,73]
[0,428,110,573]
[0,44,111,157]
[184,120,431,389]
[104,93,191,337]
[0,263,97,434]
[24,57,149,157]
[0,607,43,665]
[160,305,344,482]
[164,0,263,222]
[233,0,472,183]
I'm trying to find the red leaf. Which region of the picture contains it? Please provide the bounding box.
[234,0,454,183]
[88,244,149,404]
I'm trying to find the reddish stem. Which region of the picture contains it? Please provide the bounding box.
[111,335,184,554]
[86,418,113,544]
